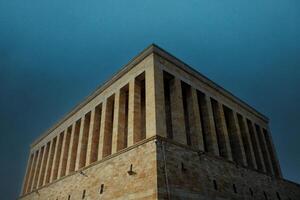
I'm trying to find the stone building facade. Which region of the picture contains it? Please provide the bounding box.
[19,44,300,200]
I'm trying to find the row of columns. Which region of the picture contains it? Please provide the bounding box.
[160,69,281,177]
[21,68,152,195]
[21,64,282,195]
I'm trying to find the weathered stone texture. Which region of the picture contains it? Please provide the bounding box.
[156,138,300,200]
[19,44,300,200]
[21,140,157,200]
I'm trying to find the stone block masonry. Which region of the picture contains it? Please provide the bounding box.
[19,44,300,199]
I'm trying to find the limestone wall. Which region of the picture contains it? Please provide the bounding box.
[156,138,300,200]
[21,139,157,200]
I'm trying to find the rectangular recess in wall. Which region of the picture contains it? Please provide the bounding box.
[79,112,91,169]
[163,71,174,139]
[69,119,81,173]
[90,104,102,163]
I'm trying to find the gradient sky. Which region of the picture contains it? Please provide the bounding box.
[1,0,300,199]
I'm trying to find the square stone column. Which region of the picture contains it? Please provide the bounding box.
[128,73,147,145]
[232,112,247,166]
[88,104,102,164]
[86,109,96,164]
[98,96,115,159]
[112,90,121,154]
[27,150,39,193]
[44,138,55,185]
[252,123,267,172]
[103,96,115,158]
[112,88,128,153]
[258,126,274,175]
[32,146,44,190]
[58,129,68,178]
[264,127,283,177]
[22,153,33,194]
[98,100,107,161]
[169,78,187,145]
[66,124,75,175]
[128,78,141,146]
[188,88,205,151]
[75,118,85,171]
[205,96,220,156]
[213,101,233,161]
[145,57,167,138]
[38,142,50,187]
[242,117,258,169]
[50,132,64,182]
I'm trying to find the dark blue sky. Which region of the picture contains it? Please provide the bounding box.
[1,0,300,199]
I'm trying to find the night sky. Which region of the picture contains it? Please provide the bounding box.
[1,0,300,199]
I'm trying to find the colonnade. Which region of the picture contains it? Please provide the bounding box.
[21,65,282,196]
[22,71,148,195]
[161,70,281,178]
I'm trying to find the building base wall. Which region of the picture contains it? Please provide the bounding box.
[20,139,158,200]
[19,137,300,200]
[156,138,300,200]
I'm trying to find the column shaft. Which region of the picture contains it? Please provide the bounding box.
[75,118,84,170]
[44,138,55,185]
[59,126,72,177]
[76,115,90,170]
[252,122,267,172]
[257,125,274,175]
[101,96,115,158]
[98,101,107,161]
[89,104,102,164]
[264,127,283,177]
[189,88,204,151]
[38,142,50,187]
[112,90,121,154]
[58,130,68,178]
[212,100,233,160]
[242,117,258,169]
[66,124,75,175]
[86,109,96,164]
[145,60,167,138]
[169,78,186,144]
[232,112,247,166]
[128,79,141,145]
[50,135,60,182]
[205,96,220,155]
[22,153,34,194]
[32,146,44,190]
[27,150,39,192]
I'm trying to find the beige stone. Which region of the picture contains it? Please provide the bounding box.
[20,44,299,200]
